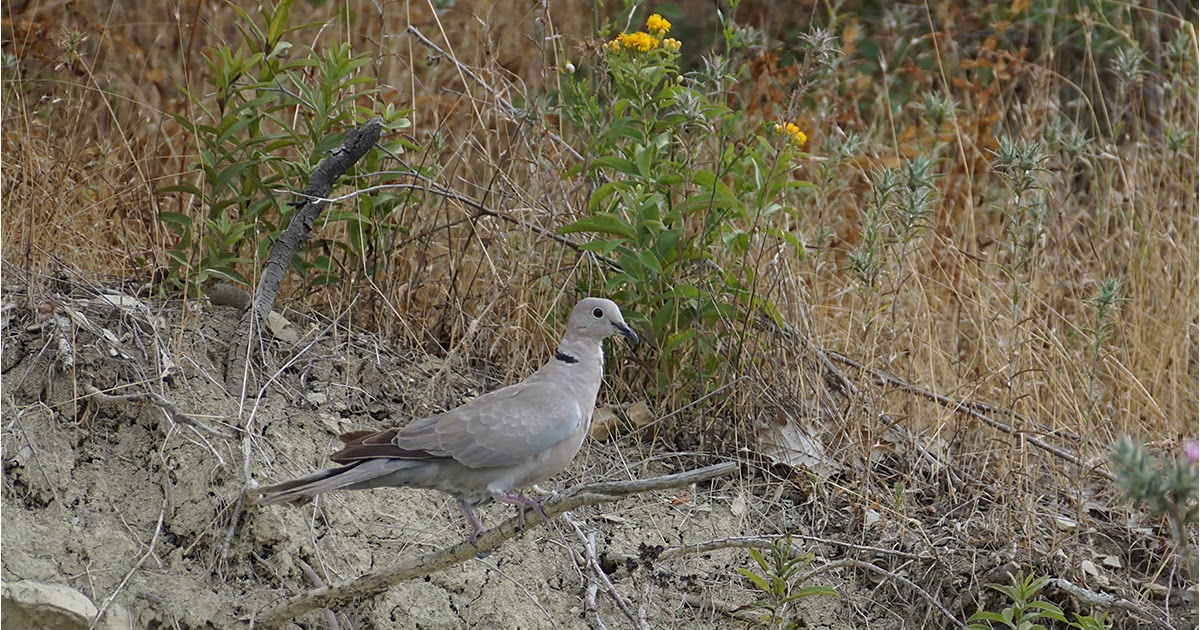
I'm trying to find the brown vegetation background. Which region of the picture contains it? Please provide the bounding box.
[2,0,1197,625]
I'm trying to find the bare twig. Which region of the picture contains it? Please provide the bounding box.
[405,26,583,163]
[80,383,234,439]
[612,534,934,566]
[295,558,341,630]
[292,177,623,271]
[1046,578,1173,630]
[215,301,352,577]
[613,535,963,630]
[564,512,647,630]
[796,558,968,630]
[256,462,737,627]
[678,592,758,623]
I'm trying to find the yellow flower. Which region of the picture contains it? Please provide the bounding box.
[776,122,808,147]
[647,14,671,35]
[662,38,682,52]
[605,39,621,53]
[617,31,659,52]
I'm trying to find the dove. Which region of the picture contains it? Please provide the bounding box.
[255,297,638,540]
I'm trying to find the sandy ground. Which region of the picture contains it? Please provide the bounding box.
[2,292,893,629]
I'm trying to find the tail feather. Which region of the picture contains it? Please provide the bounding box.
[254,459,416,506]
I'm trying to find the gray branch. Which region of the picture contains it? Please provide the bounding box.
[225,118,382,394]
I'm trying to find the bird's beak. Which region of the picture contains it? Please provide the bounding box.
[613,322,640,348]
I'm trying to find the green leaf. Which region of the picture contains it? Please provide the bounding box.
[737,568,771,594]
[590,156,639,177]
[664,329,695,355]
[266,0,293,47]
[158,212,194,228]
[788,585,839,599]
[656,285,699,300]
[559,213,636,241]
[693,169,741,211]
[635,144,653,178]
[586,180,637,212]
[158,183,203,197]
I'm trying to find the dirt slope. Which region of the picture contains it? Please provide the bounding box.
[1,290,889,629]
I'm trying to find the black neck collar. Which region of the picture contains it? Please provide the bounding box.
[554,349,579,364]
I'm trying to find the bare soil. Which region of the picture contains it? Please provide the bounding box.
[1,285,1193,629]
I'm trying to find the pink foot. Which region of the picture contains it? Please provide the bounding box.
[491,491,550,528]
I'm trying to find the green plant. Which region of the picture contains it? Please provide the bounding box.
[1084,278,1124,357]
[848,156,939,328]
[992,134,1049,277]
[159,0,412,296]
[968,572,1110,630]
[559,13,811,403]
[738,536,838,629]
[1110,437,1199,543]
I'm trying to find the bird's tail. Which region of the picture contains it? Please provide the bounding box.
[253,459,417,506]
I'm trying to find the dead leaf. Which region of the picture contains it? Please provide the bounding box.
[758,418,842,478]
[266,311,299,344]
[730,492,747,517]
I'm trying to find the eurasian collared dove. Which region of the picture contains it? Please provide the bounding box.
[255,297,638,540]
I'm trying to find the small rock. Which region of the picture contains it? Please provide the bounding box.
[730,492,747,517]
[205,284,250,310]
[1053,516,1078,531]
[99,603,132,630]
[625,401,654,429]
[1101,555,1122,569]
[306,392,328,406]
[266,311,299,344]
[589,407,618,441]
[863,508,881,529]
[2,579,97,630]
[1081,559,1099,577]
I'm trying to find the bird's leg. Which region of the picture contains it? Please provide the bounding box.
[457,499,487,543]
[491,491,550,527]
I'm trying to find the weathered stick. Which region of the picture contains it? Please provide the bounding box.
[255,461,737,628]
[225,118,382,394]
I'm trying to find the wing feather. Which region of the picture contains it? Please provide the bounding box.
[394,380,583,469]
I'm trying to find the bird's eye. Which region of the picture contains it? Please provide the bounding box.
[592,307,604,319]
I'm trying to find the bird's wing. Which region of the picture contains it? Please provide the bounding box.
[401,378,586,469]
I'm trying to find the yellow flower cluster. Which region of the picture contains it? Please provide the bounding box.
[617,31,659,52]
[774,122,808,147]
[646,13,671,35]
[606,14,678,54]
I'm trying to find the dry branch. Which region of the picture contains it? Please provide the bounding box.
[225,118,382,394]
[825,350,1115,482]
[255,461,737,628]
[1046,578,1173,630]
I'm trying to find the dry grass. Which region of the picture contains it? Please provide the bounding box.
[2,0,1197,624]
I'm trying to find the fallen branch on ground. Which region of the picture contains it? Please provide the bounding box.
[81,384,234,439]
[254,461,737,628]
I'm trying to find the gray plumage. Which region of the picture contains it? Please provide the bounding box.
[254,297,638,539]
